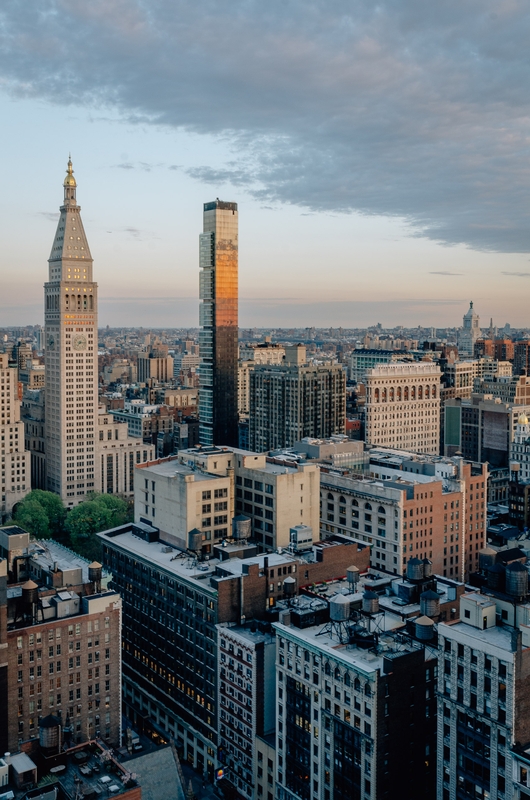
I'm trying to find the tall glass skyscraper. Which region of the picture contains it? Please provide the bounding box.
[198,200,239,446]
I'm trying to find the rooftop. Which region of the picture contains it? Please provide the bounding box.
[28,540,106,584]
[12,742,140,800]
[137,458,225,482]
[441,617,516,653]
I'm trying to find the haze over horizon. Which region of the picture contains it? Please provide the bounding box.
[1,1,529,328]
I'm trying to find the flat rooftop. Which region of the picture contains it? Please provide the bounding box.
[29,540,102,583]
[138,458,224,481]
[441,618,516,652]
[274,616,424,677]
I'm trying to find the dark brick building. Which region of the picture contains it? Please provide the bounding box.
[98,522,368,778]
[0,530,121,754]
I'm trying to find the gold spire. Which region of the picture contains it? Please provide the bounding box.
[63,156,76,188]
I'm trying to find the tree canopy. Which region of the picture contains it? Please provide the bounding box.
[13,490,66,539]
[65,493,131,561]
[11,491,131,561]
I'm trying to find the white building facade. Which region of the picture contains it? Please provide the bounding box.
[365,362,441,454]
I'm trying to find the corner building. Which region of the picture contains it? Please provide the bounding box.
[199,200,239,447]
[365,362,441,454]
[44,160,98,504]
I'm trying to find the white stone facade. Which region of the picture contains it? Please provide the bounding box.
[365,362,441,454]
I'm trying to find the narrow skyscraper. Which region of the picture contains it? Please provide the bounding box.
[198,200,239,446]
[44,159,98,504]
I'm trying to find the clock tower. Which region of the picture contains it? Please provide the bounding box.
[44,158,99,505]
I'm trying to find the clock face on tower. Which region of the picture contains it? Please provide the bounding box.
[73,334,87,351]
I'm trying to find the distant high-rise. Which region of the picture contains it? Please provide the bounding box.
[249,355,346,452]
[198,200,239,446]
[459,300,480,357]
[44,159,98,505]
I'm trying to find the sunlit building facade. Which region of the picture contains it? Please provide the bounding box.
[199,200,239,447]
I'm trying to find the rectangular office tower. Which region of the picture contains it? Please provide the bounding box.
[199,201,239,447]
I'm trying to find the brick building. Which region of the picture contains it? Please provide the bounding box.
[321,452,488,581]
[0,530,121,754]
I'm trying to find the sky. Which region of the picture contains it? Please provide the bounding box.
[1,0,530,329]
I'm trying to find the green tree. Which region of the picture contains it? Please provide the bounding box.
[65,500,114,561]
[13,497,51,538]
[13,490,67,542]
[89,493,131,526]
[27,490,66,536]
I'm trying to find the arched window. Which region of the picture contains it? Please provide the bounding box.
[382,388,387,402]
[425,386,430,399]
[404,386,409,400]
[389,387,394,401]
[352,499,358,507]
[411,386,416,400]
[432,385,437,398]
[365,502,372,511]
[324,662,331,676]
[354,678,361,692]
[339,496,346,504]
[378,506,386,515]
[327,492,334,501]
[344,672,351,687]
[374,388,380,402]
[334,667,342,681]
[418,385,423,399]
[365,684,372,697]
[397,387,402,401]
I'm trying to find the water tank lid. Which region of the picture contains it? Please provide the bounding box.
[331,594,351,603]
[420,590,439,600]
[363,590,378,600]
[415,615,435,626]
[88,561,102,570]
[480,547,496,556]
[233,514,248,522]
[22,580,38,590]
[347,565,360,573]
[188,528,202,536]
[283,577,296,585]
[39,714,61,728]
[422,558,432,565]
[488,563,505,574]
[408,557,422,566]
[506,560,527,572]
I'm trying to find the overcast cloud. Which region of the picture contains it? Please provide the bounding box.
[1,0,529,252]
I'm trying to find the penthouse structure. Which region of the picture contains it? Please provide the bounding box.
[365,362,441,454]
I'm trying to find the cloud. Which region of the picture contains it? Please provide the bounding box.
[36,211,60,221]
[113,161,162,171]
[502,271,530,277]
[2,1,530,251]
[430,271,463,276]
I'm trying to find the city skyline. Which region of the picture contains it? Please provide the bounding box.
[1,3,530,328]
